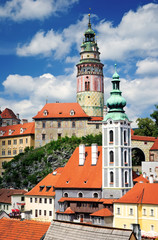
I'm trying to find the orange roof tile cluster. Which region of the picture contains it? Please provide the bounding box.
[58,197,106,203]
[133,174,149,183]
[56,207,75,215]
[115,183,158,205]
[25,168,63,197]
[150,138,158,150]
[33,103,89,119]
[0,189,27,204]
[90,117,103,121]
[90,208,113,217]
[0,108,18,119]
[0,122,35,138]
[131,129,134,135]
[0,218,50,240]
[131,135,156,142]
[55,146,102,189]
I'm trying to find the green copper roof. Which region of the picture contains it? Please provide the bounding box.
[103,64,130,121]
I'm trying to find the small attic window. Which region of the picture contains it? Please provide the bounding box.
[59,112,62,114]
[0,131,5,136]
[70,110,75,116]
[46,186,52,192]
[20,128,26,134]
[43,110,48,116]
[39,185,45,191]
[53,171,57,175]
[66,180,69,184]
[9,129,14,135]
[84,180,88,184]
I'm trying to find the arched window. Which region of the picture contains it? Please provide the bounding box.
[110,171,114,183]
[85,81,90,91]
[124,131,127,143]
[93,193,98,198]
[125,171,128,184]
[110,151,114,163]
[109,130,113,142]
[124,151,127,163]
[78,192,83,198]
[63,192,68,197]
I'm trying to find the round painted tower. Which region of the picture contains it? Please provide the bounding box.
[76,14,104,117]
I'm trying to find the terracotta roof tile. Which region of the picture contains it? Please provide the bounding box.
[56,207,75,215]
[55,146,102,189]
[0,108,18,119]
[150,138,158,150]
[0,218,50,240]
[115,183,158,204]
[58,197,111,203]
[131,135,156,142]
[25,168,63,197]
[90,208,113,217]
[33,103,89,119]
[0,189,27,204]
[0,122,35,138]
[90,117,103,121]
[133,174,149,183]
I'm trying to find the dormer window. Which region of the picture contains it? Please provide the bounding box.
[20,128,26,134]
[9,129,14,135]
[46,186,52,192]
[0,131,5,136]
[43,110,48,116]
[70,110,75,116]
[39,185,45,191]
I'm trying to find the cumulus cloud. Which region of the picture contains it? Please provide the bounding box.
[136,58,158,75]
[0,0,79,21]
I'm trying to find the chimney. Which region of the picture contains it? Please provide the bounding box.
[79,144,85,166]
[149,175,154,183]
[91,143,98,165]
[16,113,19,119]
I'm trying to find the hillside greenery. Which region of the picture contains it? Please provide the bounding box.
[0,134,102,190]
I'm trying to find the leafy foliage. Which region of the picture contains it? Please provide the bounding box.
[0,134,102,190]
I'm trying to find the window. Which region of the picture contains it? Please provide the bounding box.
[2,150,5,156]
[49,198,52,204]
[151,225,154,231]
[13,150,17,155]
[2,141,5,146]
[58,133,61,139]
[129,208,133,215]
[125,171,128,184]
[96,124,99,129]
[49,211,52,216]
[39,210,41,215]
[124,131,127,143]
[44,210,46,216]
[110,151,114,163]
[26,138,28,144]
[19,139,23,144]
[109,130,113,142]
[35,198,37,203]
[117,207,120,215]
[149,168,152,172]
[124,151,127,163]
[19,149,23,153]
[63,192,68,197]
[78,192,83,198]
[150,209,154,216]
[42,122,46,128]
[143,208,146,216]
[39,198,42,203]
[8,140,11,145]
[13,139,17,145]
[93,193,98,198]
[72,121,75,128]
[77,202,81,207]
[30,198,32,203]
[85,81,90,91]
[35,209,38,217]
[110,171,114,183]
[21,196,24,201]
[44,198,47,204]
[58,122,61,128]
[8,150,11,156]
[42,134,46,140]
[124,224,126,229]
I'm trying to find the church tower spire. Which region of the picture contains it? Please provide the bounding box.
[102,65,133,198]
[76,14,104,117]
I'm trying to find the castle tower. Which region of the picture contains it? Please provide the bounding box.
[76,14,104,117]
[102,65,133,198]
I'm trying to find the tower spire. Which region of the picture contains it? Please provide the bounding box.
[88,13,91,29]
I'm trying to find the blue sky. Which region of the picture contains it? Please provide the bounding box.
[0,0,158,127]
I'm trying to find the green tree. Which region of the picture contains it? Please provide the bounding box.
[150,104,158,136]
[134,117,155,136]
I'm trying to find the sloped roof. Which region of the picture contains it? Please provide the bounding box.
[33,103,89,119]
[133,174,149,183]
[0,189,27,204]
[25,168,63,197]
[56,207,75,215]
[0,122,35,138]
[131,135,156,142]
[90,117,103,121]
[44,220,136,240]
[150,138,158,150]
[0,108,18,119]
[0,218,50,240]
[90,208,113,217]
[115,183,158,205]
[59,198,107,203]
[55,146,102,189]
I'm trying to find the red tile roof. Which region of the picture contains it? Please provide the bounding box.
[115,183,158,205]
[133,174,149,183]
[0,108,18,119]
[55,146,102,189]
[150,138,158,150]
[131,135,156,142]
[0,218,50,240]
[90,117,103,121]
[25,168,63,197]
[0,189,27,204]
[58,197,115,204]
[131,129,134,135]
[90,208,113,217]
[0,122,35,138]
[56,207,75,215]
[33,103,89,119]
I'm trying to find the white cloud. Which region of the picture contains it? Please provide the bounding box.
[0,0,79,21]
[136,58,158,75]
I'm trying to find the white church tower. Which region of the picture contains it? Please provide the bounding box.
[102,65,133,198]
